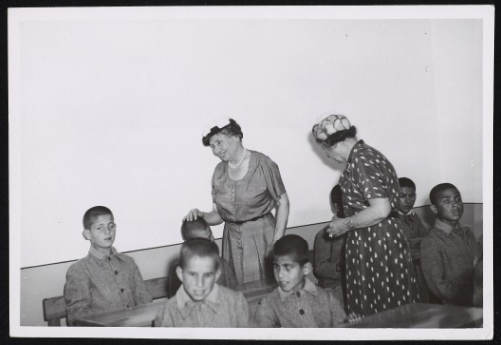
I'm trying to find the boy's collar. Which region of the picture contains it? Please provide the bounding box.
[176,284,220,318]
[278,277,317,302]
[434,218,467,235]
[88,246,119,263]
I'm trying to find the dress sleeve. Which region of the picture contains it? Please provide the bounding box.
[259,155,287,203]
[64,263,91,326]
[351,147,399,203]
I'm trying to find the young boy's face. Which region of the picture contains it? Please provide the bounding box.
[431,188,464,225]
[273,254,311,293]
[83,214,116,255]
[398,186,417,214]
[176,255,221,302]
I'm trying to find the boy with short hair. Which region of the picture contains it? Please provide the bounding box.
[421,183,482,306]
[397,177,429,258]
[155,238,250,327]
[167,218,237,297]
[255,234,346,328]
[64,206,152,326]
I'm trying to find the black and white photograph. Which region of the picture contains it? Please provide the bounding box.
[9,5,493,340]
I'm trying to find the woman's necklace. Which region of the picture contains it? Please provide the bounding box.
[228,149,247,169]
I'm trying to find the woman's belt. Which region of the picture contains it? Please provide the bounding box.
[225,215,264,225]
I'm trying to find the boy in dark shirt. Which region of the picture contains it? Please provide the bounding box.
[421,183,482,306]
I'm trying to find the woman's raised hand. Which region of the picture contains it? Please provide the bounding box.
[183,208,203,222]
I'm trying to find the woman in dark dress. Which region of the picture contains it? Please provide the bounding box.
[312,114,419,318]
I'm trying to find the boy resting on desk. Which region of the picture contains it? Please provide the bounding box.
[167,218,237,298]
[155,238,251,327]
[64,206,152,326]
[255,234,346,327]
[421,183,482,306]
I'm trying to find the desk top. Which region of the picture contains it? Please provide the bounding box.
[340,303,483,328]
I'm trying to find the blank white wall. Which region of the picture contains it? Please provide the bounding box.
[9,11,483,268]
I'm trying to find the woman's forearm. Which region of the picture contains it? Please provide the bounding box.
[201,204,224,226]
[273,193,290,241]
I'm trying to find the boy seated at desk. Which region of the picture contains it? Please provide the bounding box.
[155,238,251,327]
[167,218,237,298]
[64,206,152,326]
[255,234,346,328]
[421,183,482,307]
[313,185,346,308]
[397,177,429,258]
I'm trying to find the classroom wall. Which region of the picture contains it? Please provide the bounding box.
[9,15,484,268]
[21,204,482,327]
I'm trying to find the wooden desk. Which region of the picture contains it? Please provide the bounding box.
[74,279,277,327]
[339,303,483,328]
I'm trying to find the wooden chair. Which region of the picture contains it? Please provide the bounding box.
[42,276,168,326]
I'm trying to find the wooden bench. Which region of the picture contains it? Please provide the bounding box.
[42,276,169,326]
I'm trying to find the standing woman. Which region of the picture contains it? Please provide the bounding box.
[183,119,289,284]
[311,114,419,318]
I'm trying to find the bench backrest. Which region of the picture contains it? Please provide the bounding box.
[42,276,168,326]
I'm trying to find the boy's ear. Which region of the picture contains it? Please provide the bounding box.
[302,262,313,276]
[175,266,184,282]
[82,229,91,240]
[430,204,438,215]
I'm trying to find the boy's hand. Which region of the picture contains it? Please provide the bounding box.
[183,208,203,222]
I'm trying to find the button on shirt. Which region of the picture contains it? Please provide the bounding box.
[154,284,250,327]
[64,246,152,326]
[255,278,346,328]
[420,219,481,306]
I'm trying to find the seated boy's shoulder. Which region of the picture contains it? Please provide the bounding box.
[217,285,245,300]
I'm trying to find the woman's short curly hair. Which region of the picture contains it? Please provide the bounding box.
[202,118,243,146]
[317,126,357,148]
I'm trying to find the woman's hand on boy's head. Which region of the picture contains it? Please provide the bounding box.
[183,208,203,222]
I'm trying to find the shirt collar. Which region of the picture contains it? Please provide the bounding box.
[88,246,120,265]
[398,210,415,217]
[278,277,318,302]
[433,218,467,235]
[176,284,220,319]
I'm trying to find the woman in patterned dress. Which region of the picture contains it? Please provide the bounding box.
[184,119,289,284]
[312,114,419,318]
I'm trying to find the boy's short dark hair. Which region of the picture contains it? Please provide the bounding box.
[179,238,220,270]
[398,177,416,190]
[181,218,211,240]
[83,206,113,230]
[273,234,309,266]
[330,184,345,218]
[429,183,460,205]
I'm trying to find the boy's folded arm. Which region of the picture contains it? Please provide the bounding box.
[64,265,92,326]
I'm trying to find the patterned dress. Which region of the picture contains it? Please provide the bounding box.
[212,150,286,284]
[339,140,419,317]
